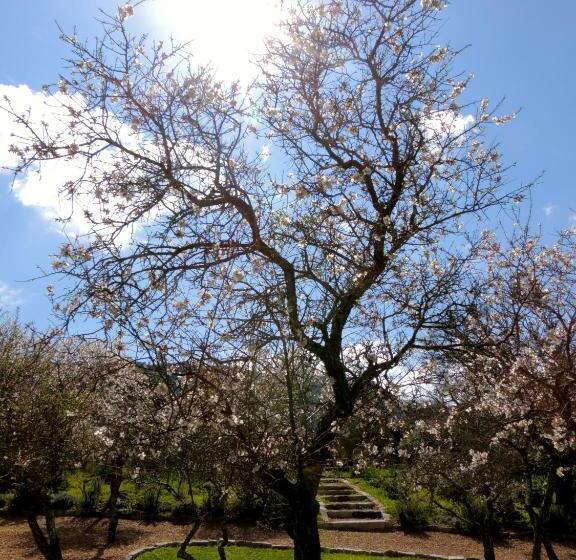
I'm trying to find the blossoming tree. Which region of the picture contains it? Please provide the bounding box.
[5,1,528,557]
[427,229,576,560]
[0,319,102,560]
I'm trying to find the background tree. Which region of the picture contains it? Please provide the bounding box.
[429,229,576,560]
[4,1,527,558]
[0,317,100,560]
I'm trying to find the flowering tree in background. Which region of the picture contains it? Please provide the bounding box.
[0,318,102,560]
[427,230,576,560]
[4,0,527,557]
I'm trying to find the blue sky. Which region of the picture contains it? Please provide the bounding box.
[0,0,574,327]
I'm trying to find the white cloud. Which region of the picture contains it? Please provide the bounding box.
[0,84,98,235]
[543,204,556,216]
[0,84,164,243]
[423,110,475,144]
[0,281,22,308]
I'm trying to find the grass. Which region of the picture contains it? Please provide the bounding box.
[138,545,427,560]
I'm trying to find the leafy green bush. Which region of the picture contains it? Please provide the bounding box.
[137,486,162,515]
[547,504,576,536]
[51,492,75,511]
[397,493,431,530]
[172,501,198,518]
[79,477,102,512]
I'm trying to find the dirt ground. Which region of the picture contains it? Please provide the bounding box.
[1,517,575,560]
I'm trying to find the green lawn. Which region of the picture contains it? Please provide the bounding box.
[138,545,426,560]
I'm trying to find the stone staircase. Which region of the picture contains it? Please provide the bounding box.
[317,477,391,531]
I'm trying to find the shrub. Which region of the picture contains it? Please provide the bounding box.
[172,501,197,518]
[51,492,75,511]
[136,486,161,515]
[547,504,576,536]
[79,477,102,512]
[397,493,431,530]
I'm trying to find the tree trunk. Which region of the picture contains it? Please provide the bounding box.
[176,517,202,560]
[217,524,229,560]
[44,509,63,560]
[107,471,123,544]
[291,490,321,560]
[543,538,559,560]
[288,466,322,560]
[480,498,496,560]
[26,512,63,560]
[480,525,496,560]
[530,469,557,560]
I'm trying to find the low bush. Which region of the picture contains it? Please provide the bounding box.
[51,492,75,511]
[137,486,162,515]
[397,493,432,530]
[79,477,102,512]
[172,500,198,518]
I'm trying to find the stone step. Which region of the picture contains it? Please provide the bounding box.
[318,483,351,491]
[321,478,341,483]
[326,509,383,519]
[325,501,378,510]
[318,488,356,496]
[318,518,392,531]
[323,494,370,502]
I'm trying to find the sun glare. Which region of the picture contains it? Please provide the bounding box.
[146,0,289,80]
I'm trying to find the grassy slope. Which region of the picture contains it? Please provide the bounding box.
[139,546,426,560]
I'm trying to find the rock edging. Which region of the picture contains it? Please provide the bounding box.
[124,539,482,560]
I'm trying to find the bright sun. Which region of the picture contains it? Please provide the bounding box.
[145,0,289,80]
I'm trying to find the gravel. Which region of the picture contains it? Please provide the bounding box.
[0,517,574,560]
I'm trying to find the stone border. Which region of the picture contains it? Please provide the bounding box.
[124,539,482,560]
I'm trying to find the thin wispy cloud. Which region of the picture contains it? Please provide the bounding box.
[0,281,23,308]
[543,204,556,216]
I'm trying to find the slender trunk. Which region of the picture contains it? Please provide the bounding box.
[107,472,123,545]
[176,517,202,560]
[217,524,229,560]
[480,525,496,560]
[26,511,63,560]
[26,515,51,560]
[44,509,63,560]
[530,470,556,560]
[543,538,559,560]
[532,529,543,560]
[480,498,496,560]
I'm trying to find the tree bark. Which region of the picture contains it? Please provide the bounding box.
[217,524,229,560]
[26,511,63,560]
[176,517,202,560]
[543,538,559,560]
[530,469,557,560]
[290,490,321,560]
[107,471,123,545]
[480,498,496,560]
[480,525,496,560]
[44,509,63,560]
[289,467,322,560]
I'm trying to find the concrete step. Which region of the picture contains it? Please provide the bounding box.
[318,488,357,496]
[326,509,383,520]
[318,484,351,491]
[318,518,392,531]
[323,493,370,502]
[325,501,378,510]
